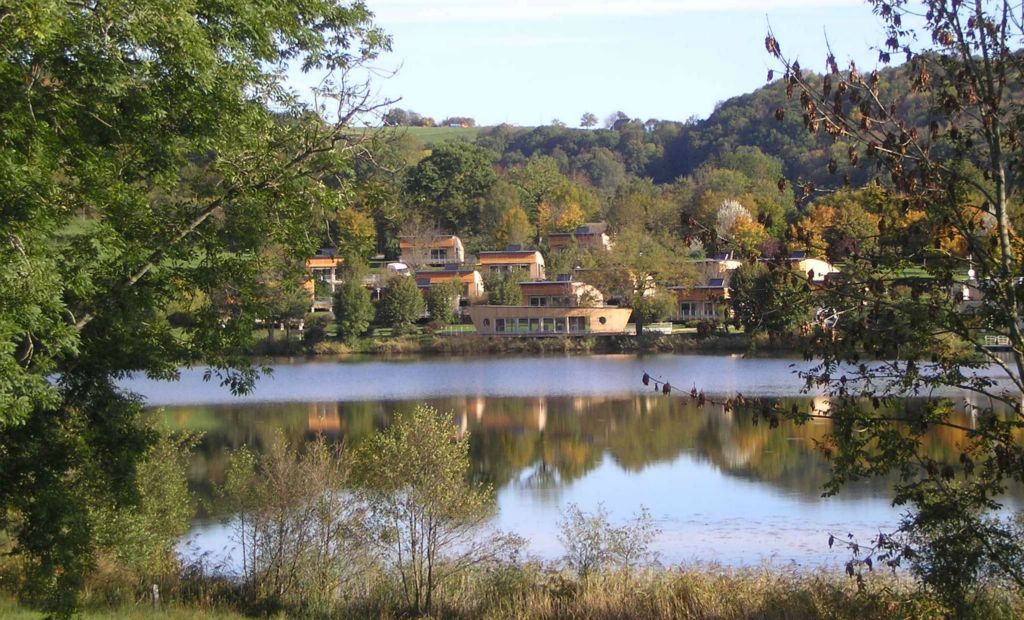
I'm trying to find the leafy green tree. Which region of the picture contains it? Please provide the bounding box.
[484,270,526,305]
[424,279,462,326]
[404,142,497,234]
[754,3,1024,604]
[220,433,365,610]
[333,260,375,343]
[493,206,535,248]
[580,112,598,128]
[0,0,388,611]
[353,405,519,615]
[480,180,524,241]
[92,429,199,578]
[377,275,424,334]
[728,261,812,343]
[586,226,693,336]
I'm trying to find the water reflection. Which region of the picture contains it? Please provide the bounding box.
[170,392,1024,565]
[154,393,1000,518]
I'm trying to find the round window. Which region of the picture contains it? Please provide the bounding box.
[483,318,491,327]
[598,316,607,325]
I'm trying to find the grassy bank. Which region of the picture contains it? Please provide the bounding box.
[264,325,800,358]
[5,565,1019,619]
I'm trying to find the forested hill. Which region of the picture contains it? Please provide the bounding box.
[461,60,929,188]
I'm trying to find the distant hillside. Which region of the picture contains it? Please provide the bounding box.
[460,62,937,188]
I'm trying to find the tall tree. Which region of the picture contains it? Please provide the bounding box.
[403,142,497,234]
[333,259,375,343]
[580,112,598,128]
[377,275,425,334]
[763,0,1024,606]
[0,0,389,611]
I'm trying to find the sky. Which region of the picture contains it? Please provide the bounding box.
[294,0,899,127]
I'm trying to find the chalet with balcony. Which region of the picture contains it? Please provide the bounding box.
[519,275,604,308]
[414,267,485,303]
[670,278,730,322]
[547,222,612,253]
[399,234,465,267]
[477,247,546,280]
[666,253,741,322]
[304,249,345,312]
[466,272,629,336]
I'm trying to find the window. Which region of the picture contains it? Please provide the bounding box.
[529,318,541,332]
[679,302,696,319]
[495,318,505,333]
[702,302,715,317]
[555,318,566,332]
[530,296,547,307]
[542,318,556,332]
[482,318,491,328]
[568,316,586,333]
[430,248,448,261]
[598,316,607,325]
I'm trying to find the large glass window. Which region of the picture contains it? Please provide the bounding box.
[529,318,541,332]
[679,302,696,318]
[530,296,547,307]
[542,318,556,332]
[430,248,448,261]
[568,316,587,333]
[495,318,505,333]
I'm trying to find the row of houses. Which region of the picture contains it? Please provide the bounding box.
[670,251,840,322]
[304,225,841,336]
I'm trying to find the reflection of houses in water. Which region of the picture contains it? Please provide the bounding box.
[307,402,341,435]
[464,396,549,433]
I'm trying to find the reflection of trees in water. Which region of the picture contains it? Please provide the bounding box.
[151,394,1008,516]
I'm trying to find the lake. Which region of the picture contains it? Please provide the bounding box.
[129,354,1010,569]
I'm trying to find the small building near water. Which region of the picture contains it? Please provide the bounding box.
[465,305,632,336]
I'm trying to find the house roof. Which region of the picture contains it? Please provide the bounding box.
[414,270,478,282]
[399,235,461,249]
[477,250,542,263]
[305,255,344,268]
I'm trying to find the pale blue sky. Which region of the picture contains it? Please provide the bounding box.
[302,1,898,127]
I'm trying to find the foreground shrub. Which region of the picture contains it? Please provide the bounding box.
[353,405,522,615]
[219,434,369,614]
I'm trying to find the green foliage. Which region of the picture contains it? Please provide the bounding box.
[333,260,375,343]
[92,429,199,577]
[353,405,515,615]
[558,503,659,577]
[403,142,498,234]
[219,433,366,613]
[376,275,424,334]
[585,226,693,335]
[484,270,527,305]
[493,206,535,248]
[728,262,812,341]
[757,0,1024,604]
[0,0,389,612]
[424,279,462,326]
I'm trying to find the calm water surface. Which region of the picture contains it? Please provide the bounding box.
[129,354,1010,569]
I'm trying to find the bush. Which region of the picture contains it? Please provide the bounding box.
[302,312,332,347]
[333,262,375,343]
[558,503,660,577]
[353,405,522,615]
[219,434,369,613]
[376,276,425,334]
